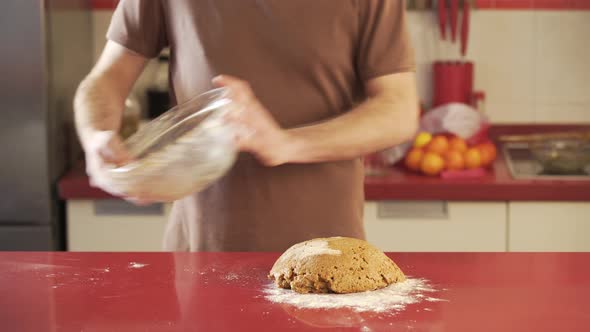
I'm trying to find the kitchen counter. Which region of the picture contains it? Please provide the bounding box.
[1,252,589,332]
[58,125,590,202]
[58,156,590,201]
[364,153,590,201]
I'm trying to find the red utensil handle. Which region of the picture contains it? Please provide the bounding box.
[450,0,458,42]
[438,0,447,40]
[461,0,470,56]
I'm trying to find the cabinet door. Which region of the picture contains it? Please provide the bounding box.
[508,202,590,252]
[364,201,507,252]
[67,200,171,252]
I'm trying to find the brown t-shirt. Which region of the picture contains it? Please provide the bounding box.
[107,0,415,252]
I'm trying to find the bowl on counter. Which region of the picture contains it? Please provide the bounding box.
[98,88,237,201]
[530,138,590,175]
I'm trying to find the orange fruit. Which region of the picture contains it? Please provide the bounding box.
[404,148,425,172]
[449,136,468,153]
[444,150,465,170]
[477,142,498,167]
[420,152,445,176]
[426,135,449,155]
[464,148,482,169]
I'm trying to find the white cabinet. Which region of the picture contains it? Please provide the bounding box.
[508,202,590,252]
[364,201,508,252]
[67,200,171,252]
[66,199,589,252]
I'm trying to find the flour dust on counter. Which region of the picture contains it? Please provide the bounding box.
[263,277,446,313]
[128,262,149,269]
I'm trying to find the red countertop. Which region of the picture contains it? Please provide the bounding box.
[58,124,590,201]
[1,252,589,332]
[364,153,590,201]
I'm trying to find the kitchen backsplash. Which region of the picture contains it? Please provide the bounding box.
[92,9,590,124]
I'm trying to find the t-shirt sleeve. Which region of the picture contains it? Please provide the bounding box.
[356,0,416,81]
[106,0,168,58]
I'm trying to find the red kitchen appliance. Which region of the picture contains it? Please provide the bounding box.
[431,61,489,146]
[433,61,475,107]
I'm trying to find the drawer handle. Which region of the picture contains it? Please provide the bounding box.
[377,201,448,219]
[93,200,165,216]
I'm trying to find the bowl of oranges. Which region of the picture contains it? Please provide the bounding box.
[404,132,497,177]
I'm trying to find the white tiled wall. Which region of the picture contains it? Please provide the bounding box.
[407,10,590,124]
[533,12,590,123]
[91,10,590,123]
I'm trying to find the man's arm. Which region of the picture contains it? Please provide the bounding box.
[214,72,419,166]
[75,41,153,204]
[286,72,418,163]
[74,40,148,164]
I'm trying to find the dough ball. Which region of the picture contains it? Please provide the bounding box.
[269,237,405,294]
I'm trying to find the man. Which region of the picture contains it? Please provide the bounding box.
[75,0,418,252]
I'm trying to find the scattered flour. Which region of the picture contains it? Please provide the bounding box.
[223,272,239,281]
[263,278,444,313]
[425,297,447,302]
[128,262,149,269]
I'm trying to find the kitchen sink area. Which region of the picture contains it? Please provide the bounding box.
[503,142,590,181]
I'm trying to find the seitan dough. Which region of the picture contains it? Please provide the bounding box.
[269,237,405,294]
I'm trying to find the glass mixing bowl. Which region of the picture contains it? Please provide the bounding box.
[100,88,237,201]
[530,138,590,175]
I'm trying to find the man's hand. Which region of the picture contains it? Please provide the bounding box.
[212,75,293,166]
[84,130,127,188]
[84,131,153,205]
[212,72,419,165]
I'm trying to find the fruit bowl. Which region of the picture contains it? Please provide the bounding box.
[404,132,497,177]
[98,88,237,201]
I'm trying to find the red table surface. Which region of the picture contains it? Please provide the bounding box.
[1,252,589,332]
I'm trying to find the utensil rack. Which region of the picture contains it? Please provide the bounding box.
[407,0,477,11]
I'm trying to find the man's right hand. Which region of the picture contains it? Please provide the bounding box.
[84,131,156,206]
[84,130,131,189]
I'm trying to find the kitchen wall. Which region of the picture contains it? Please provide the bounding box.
[407,10,590,123]
[90,7,590,124]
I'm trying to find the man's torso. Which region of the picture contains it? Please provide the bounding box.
[129,0,399,251]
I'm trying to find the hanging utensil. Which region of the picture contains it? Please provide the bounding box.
[461,0,471,56]
[415,0,432,10]
[450,0,459,42]
[438,0,447,40]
